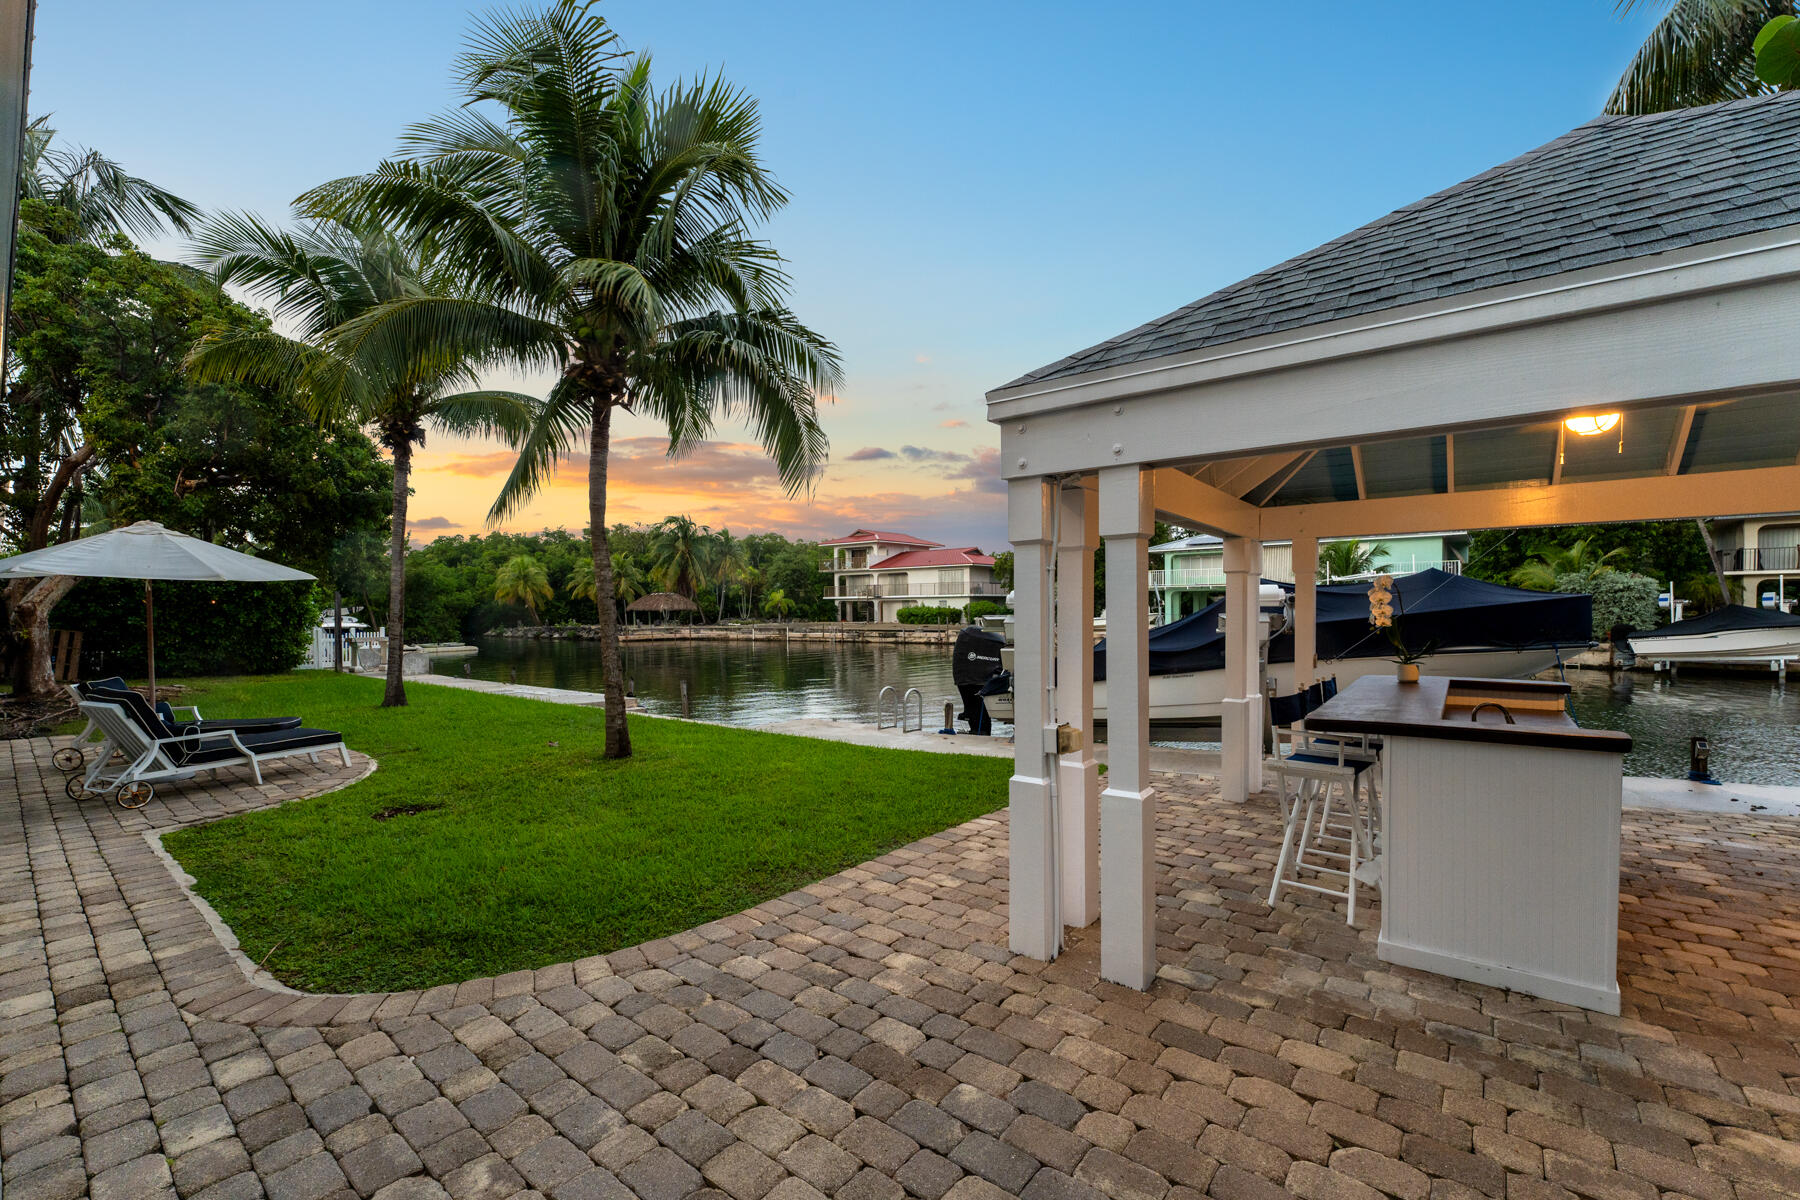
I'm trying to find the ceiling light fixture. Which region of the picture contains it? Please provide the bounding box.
[1564,413,1622,437]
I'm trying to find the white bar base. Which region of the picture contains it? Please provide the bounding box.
[1378,935,1622,1016]
[1099,785,1156,989]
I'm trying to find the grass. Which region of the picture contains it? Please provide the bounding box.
[159,672,1010,993]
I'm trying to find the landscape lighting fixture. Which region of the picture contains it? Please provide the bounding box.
[1564,412,1622,437]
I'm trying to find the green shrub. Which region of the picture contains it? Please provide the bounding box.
[964,600,1012,621]
[55,578,317,677]
[896,605,962,625]
[1555,569,1661,639]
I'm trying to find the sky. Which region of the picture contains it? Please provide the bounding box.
[31,2,1662,551]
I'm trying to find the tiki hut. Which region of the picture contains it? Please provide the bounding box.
[625,591,701,626]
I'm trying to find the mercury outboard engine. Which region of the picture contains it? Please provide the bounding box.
[953,625,1006,734]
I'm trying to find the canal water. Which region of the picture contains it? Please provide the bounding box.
[438,638,1800,785]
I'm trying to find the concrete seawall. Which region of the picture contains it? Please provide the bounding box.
[491,622,964,645]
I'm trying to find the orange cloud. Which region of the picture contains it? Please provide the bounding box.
[940,418,968,428]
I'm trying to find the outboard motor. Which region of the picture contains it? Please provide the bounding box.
[953,624,1006,734]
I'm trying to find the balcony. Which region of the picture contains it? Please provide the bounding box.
[1149,558,1463,590]
[824,580,1009,600]
[1730,546,1800,573]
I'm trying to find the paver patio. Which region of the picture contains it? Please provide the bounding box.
[3,734,1799,1200]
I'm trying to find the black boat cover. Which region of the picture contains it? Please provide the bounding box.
[952,625,1007,688]
[1095,568,1591,681]
[1629,603,1800,640]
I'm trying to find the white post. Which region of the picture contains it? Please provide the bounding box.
[1098,465,1156,989]
[1292,535,1318,689]
[1008,477,1060,961]
[1221,537,1265,803]
[1057,480,1100,928]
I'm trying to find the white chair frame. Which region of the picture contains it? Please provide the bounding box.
[74,697,349,794]
[1265,720,1382,925]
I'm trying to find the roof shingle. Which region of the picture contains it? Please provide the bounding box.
[1005,91,1800,390]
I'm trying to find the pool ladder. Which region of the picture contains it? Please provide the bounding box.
[877,686,925,732]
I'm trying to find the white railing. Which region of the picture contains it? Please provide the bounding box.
[301,628,387,670]
[825,581,1008,600]
[1151,557,1463,589]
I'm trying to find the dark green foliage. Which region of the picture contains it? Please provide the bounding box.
[897,605,962,625]
[964,600,1011,621]
[162,672,1010,992]
[55,580,316,676]
[1558,570,1664,639]
[1466,523,1712,594]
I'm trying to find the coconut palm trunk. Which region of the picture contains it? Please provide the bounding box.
[383,438,412,706]
[588,396,630,758]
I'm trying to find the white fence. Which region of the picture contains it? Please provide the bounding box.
[301,628,387,670]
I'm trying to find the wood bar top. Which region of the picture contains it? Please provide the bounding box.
[1305,676,1633,754]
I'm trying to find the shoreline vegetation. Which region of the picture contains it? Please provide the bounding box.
[496,621,966,644]
[160,672,1010,993]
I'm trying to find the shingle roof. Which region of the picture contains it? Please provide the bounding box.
[820,529,941,547]
[870,547,995,569]
[1006,91,1800,390]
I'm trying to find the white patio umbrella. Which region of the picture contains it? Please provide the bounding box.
[0,520,314,701]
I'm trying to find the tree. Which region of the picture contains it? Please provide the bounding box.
[307,2,840,758]
[651,515,711,601]
[185,212,535,707]
[712,528,747,617]
[1510,535,1627,591]
[1605,0,1790,115]
[21,117,200,245]
[495,554,552,623]
[1317,538,1389,582]
[763,588,796,621]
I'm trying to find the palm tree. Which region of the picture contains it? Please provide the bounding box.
[652,516,711,601]
[763,587,796,621]
[185,212,536,707]
[737,563,763,618]
[22,117,200,244]
[1317,538,1390,582]
[567,555,597,604]
[304,2,840,758]
[1510,536,1628,591]
[711,528,747,617]
[495,554,552,623]
[1606,1,1791,115]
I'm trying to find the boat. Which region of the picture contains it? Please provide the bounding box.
[1627,604,1800,664]
[980,569,1591,728]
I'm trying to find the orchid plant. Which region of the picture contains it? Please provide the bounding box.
[1368,574,1434,665]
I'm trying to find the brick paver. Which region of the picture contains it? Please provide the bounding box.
[3,732,1799,1200]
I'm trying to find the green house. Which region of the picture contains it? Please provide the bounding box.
[1149,531,1471,624]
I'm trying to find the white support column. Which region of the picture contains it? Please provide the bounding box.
[1291,535,1318,689]
[1221,537,1265,803]
[1056,480,1100,928]
[1098,466,1156,989]
[1007,477,1060,962]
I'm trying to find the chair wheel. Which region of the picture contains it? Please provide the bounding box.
[52,747,85,772]
[66,775,96,801]
[115,782,154,810]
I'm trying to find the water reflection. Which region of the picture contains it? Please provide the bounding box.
[1562,669,1800,785]
[442,635,965,727]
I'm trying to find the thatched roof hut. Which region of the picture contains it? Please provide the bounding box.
[625,592,701,624]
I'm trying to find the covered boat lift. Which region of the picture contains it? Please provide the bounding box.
[988,92,1800,989]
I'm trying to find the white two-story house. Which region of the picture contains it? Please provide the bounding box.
[1709,514,1800,611]
[820,529,1006,622]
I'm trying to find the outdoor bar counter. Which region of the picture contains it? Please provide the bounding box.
[1306,676,1632,1013]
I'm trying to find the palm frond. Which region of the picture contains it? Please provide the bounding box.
[488,375,591,522]
[425,389,541,443]
[1606,0,1787,114]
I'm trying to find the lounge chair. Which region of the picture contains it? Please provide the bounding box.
[59,677,301,772]
[71,684,348,808]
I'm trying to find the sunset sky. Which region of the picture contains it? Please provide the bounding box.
[34,3,1659,550]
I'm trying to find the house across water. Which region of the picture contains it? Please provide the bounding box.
[1150,530,1470,623]
[820,529,1006,622]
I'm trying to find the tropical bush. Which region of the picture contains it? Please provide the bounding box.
[965,600,1011,622]
[897,605,962,625]
[1556,569,1661,640]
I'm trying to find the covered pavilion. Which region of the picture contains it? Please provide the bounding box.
[987,92,1800,989]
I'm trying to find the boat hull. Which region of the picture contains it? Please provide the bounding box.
[984,647,1566,726]
[1627,629,1800,662]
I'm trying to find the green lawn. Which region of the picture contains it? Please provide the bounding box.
[159,673,1009,993]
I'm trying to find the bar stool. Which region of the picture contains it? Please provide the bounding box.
[1265,688,1380,924]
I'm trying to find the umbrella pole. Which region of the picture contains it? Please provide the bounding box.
[144,580,156,705]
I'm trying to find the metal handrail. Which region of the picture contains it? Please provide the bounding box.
[901,688,924,733]
[876,686,899,729]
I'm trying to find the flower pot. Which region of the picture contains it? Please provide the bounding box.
[1395,662,1421,684]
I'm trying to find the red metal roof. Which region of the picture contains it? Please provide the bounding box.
[866,547,996,570]
[819,529,942,548]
